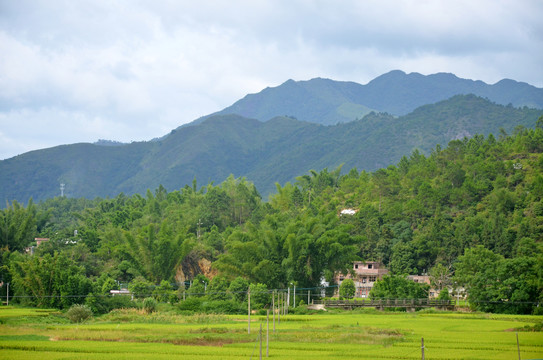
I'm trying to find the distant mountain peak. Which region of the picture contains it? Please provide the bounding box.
[206,71,542,126]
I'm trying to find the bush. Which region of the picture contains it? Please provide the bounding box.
[66,304,93,323]
[152,280,175,303]
[85,293,137,314]
[129,277,153,299]
[437,288,452,301]
[201,299,245,314]
[168,293,180,304]
[178,297,204,313]
[143,297,158,313]
[339,279,356,299]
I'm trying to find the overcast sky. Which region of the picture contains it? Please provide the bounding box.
[1,0,542,160]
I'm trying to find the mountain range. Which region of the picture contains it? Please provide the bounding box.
[1,71,542,204]
[193,70,543,126]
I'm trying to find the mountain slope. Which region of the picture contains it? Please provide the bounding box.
[1,95,542,204]
[193,70,543,126]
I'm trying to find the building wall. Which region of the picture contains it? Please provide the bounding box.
[335,261,389,298]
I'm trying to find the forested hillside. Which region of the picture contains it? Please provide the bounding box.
[1,123,542,314]
[2,95,542,204]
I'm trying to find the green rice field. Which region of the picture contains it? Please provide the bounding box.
[0,307,542,359]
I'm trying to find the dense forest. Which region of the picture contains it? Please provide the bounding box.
[1,122,542,315]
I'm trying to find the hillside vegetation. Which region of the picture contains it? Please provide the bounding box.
[1,123,542,314]
[1,95,542,203]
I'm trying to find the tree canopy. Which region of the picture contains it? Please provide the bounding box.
[1,124,542,314]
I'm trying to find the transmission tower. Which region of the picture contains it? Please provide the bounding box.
[60,183,65,197]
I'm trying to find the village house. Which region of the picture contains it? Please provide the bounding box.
[337,262,462,300]
[407,274,438,297]
[35,238,49,247]
[334,261,389,298]
[25,238,50,255]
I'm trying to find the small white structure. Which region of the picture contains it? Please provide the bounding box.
[110,289,133,300]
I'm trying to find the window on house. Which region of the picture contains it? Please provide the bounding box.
[370,276,376,282]
[354,264,358,269]
[362,277,367,284]
[339,277,344,281]
[368,264,373,269]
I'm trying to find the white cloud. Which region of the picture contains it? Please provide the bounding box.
[0,0,542,160]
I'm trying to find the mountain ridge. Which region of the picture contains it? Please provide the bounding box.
[189,70,543,127]
[2,93,542,204]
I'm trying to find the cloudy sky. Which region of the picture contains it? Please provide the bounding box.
[1,0,542,160]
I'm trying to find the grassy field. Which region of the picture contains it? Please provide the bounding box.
[0,307,542,359]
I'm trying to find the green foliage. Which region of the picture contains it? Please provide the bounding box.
[228,277,249,302]
[339,279,356,299]
[123,224,194,283]
[207,275,229,301]
[100,276,118,294]
[84,293,136,315]
[2,125,543,315]
[3,309,543,358]
[177,297,203,313]
[143,297,158,314]
[249,283,270,309]
[187,274,209,298]
[2,92,542,203]
[9,251,92,309]
[152,280,174,303]
[0,199,37,251]
[200,299,245,314]
[65,304,93,323]
[370,275,429,299]
[454,245,542,314]
[437,288,452,301]
[129,277,152,299]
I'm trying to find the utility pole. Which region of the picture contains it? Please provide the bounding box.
[248,288,251,334]
[421,337,425,360]
[278,291,281,324]
[287,286,290,307]
[266,309,269,357]
[6,282,9,306]
[272,291,275,331]
[293,284,296,308]
[259,323,263,360]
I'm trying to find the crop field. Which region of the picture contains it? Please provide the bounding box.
[0,307,542,359]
